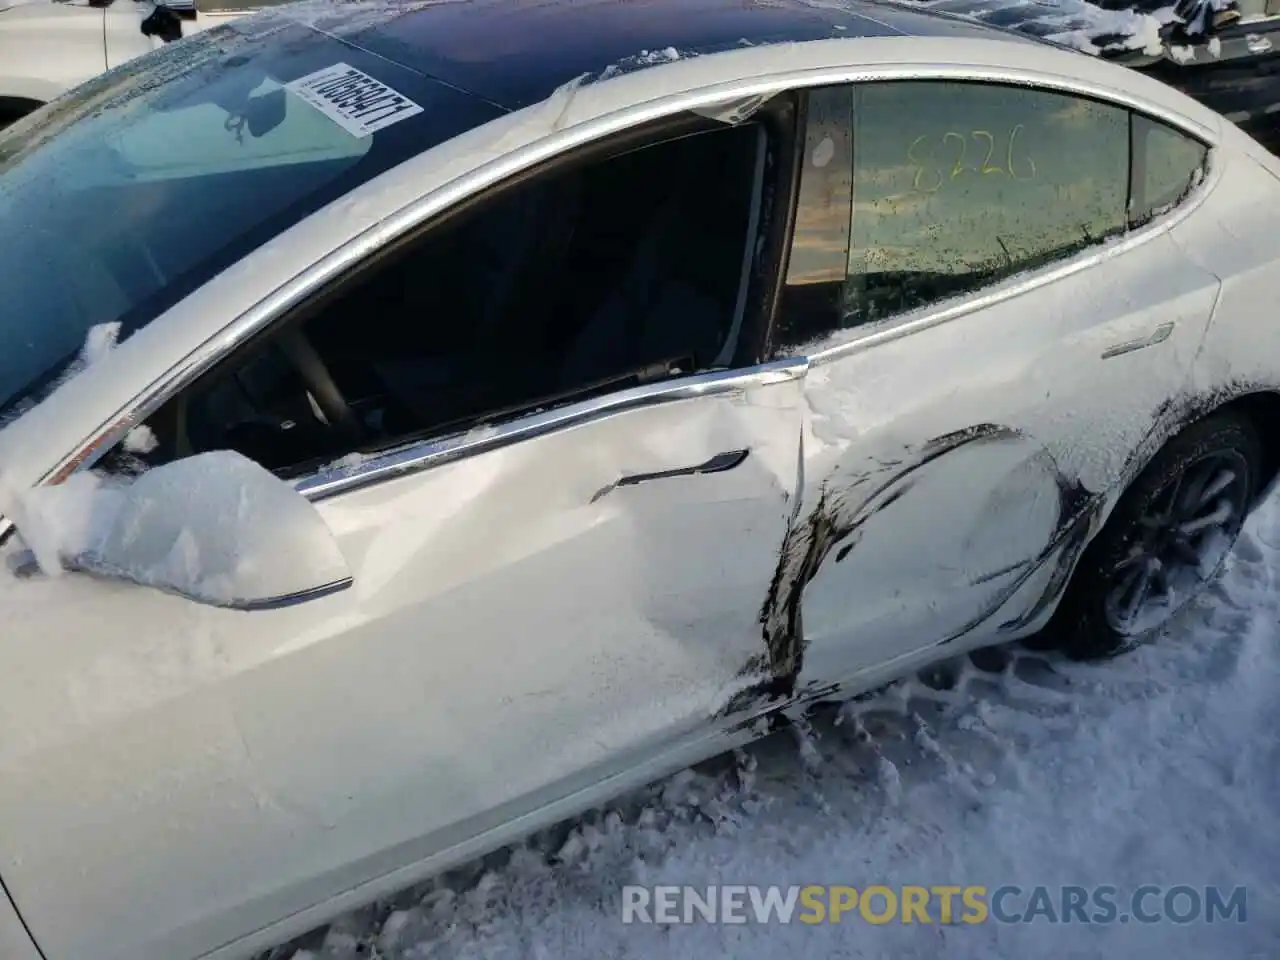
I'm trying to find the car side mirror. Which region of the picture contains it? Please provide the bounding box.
[43,451,352,609]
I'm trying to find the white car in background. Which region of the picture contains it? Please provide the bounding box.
[0,0,271,125]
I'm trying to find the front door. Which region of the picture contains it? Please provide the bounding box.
[0,116,807,960]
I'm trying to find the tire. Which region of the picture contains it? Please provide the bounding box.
[1053,412,1262,661]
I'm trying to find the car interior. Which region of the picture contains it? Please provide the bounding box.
[125,121,770,477]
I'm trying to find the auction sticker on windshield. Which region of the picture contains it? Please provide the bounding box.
[284,63,424,137]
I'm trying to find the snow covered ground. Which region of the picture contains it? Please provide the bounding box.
[265,497,1280,959]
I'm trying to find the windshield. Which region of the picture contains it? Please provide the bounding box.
[0,9,503,421]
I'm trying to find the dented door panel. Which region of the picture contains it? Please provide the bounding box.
[0,365,804,960]
[769,230,1220,692]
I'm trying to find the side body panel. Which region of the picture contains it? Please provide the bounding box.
[0,369,803,960]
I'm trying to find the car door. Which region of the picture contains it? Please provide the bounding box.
[762,80,1222,691]
[0,118,805,960]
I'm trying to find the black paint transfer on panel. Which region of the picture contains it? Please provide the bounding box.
[727,424,1104,713]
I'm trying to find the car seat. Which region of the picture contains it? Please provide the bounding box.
[555,193,729,391]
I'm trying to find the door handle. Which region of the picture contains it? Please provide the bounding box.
[589,449,750,503]
[1101,321,1175,359]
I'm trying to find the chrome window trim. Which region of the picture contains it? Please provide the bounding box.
[804,97,1222,367]
[25,56,1219,512]
[712,123,769,368]
[296,359,810,501]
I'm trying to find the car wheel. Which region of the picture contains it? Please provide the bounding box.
[1055,412,1261,660]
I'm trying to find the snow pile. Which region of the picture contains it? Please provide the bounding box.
[266,496,1280,959]
[907,0,1177,56]
[593,47,692,83]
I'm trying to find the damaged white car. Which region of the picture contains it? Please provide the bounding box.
[1,0,1279,958]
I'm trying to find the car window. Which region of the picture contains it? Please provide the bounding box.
[844,81,1130,328]
[0,17,503,423]
[107,122,773,478]
[775,80,1133,349]
[1130,113,1208,226]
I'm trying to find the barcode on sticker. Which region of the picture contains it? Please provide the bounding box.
[285,63,424,137]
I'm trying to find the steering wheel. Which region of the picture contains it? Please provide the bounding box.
[276,326,364,444]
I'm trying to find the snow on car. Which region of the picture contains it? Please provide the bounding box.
[1,0,1280,958]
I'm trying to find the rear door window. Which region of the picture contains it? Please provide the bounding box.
[1129,113,1209,227]
[844,81,1131,327]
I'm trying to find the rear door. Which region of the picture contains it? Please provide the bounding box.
[765,80,1221,690]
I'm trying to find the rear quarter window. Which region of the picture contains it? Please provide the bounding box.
[1129,114,1208,226]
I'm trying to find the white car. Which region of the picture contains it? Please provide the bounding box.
[0,0,271,126]
[1,0,1278,958]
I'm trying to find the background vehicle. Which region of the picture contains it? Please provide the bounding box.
[0,0,277,127]
[1,0,1279,959]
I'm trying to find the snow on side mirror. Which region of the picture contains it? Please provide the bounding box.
[10,451,352,609]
